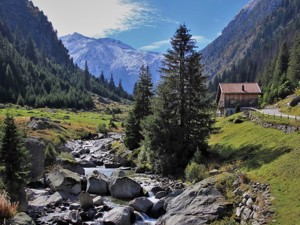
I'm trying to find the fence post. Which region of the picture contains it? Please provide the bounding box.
[281,114,282,119]
[274,114,275,119]
[288,115,289,119]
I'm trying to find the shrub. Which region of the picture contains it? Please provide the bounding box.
[0,191,18,223]
[59,152,76,164]
[45,142,57,167]
[185,162,207,183]
[96,122,108,134]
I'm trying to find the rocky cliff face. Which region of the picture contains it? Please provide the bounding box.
[61,33,163,93]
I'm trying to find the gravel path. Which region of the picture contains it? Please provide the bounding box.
[259,108,300,120]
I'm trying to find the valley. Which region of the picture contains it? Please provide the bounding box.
[1,0,300,224]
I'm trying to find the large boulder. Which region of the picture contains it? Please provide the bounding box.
[12,212,35,225]
[79,191,93,211]
[46,168,81,195]
[29,191,63,211]
[129,197,153,213]
[86,173,108,195]
[156,177,232,225]
[102,206,133,225]
[109,176,142,199]
[24,138,45,182]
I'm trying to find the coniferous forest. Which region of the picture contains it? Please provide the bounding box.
[0,0,131,109]
[207,0,300,105]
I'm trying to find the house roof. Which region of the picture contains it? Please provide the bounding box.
[219,83,261,94]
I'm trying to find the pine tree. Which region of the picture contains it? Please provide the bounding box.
[288,35,300,87]
[124,64,154,150]
[83,61,91,90]
[24,36,37,64]
[0,114,30,202]
[142,25,214,175]
[109,74,115,90]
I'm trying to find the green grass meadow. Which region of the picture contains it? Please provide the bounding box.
[209,114,300,224]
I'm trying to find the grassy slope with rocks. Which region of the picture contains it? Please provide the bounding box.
[0,99,129,144]
[209,113,300,224]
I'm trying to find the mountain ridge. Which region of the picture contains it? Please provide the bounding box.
[61,33,163,93]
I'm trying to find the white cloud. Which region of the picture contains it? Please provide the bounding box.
[192,35,212,45]
[139,39,170,51]
[139,35,212,51]
[31,0,156,37]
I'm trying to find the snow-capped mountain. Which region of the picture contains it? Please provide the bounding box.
[61,33,163,93]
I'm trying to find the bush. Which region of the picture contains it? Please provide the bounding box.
[185,162,207,183]
[96,122,108,134]
[0,191,18,223]
[45,142,57,167]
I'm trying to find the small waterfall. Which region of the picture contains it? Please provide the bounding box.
[134,211,157,225]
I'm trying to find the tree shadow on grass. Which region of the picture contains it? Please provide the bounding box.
[209,144,292,170]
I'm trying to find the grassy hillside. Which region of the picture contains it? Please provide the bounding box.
[209,114,300,224]
[0,101,129,144]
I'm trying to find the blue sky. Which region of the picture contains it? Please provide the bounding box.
[31,0,250,52]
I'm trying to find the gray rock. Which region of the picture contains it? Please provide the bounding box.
[12,212,35,225]
[129,197,153,213]
[102,206,133,225]
[246,198,254,208]
[24,138,45,182]
[156,177,231,225]
[46,168,81,195]
[241,207,252,221]
[236,207,242,217]
[86,174,108,195]
[109,176,142,199]
[155,191,167,199]
[66,210,82,224]
[79,191,94,211]
[110,169,126,178]
[150,200,166,219]
[29,191,63,211]
[69,203,81,210]
[93,196,104,206]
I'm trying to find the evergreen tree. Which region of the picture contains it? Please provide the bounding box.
[124,64,154,150]
[0,114,30,202]
[24,36,37,64]
[288,35,300,87]
[83,61,91,90]
[109,74,115,90]
[142,25,214,175]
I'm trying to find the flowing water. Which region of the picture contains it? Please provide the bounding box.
[84,166,158,224]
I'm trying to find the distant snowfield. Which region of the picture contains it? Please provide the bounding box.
[61,33,163,93]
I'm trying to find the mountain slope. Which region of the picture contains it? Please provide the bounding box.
[201,0,283,80]
[61,33,163,93]
[0,0,130,108]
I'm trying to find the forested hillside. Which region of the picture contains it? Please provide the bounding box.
[204,0,300,105]
[0,0,130,108]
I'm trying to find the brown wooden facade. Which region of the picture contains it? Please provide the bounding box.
[216,83,261,116]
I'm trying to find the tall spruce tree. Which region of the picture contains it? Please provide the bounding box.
[83,61,91,90]
[0,114,30,202]
[124,65,154,150]
[142,25,214,175]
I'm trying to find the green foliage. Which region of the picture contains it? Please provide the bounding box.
[59,152,76,164]
[142,25,214,175]
[124,65,154,150]
[0,1,131,109]
[96,122,108,134]
[0,114,30,202]
[45,142,57,167]
[185,162,207,183]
